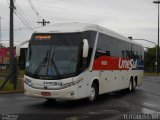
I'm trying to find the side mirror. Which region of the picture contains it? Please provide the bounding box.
[82,39,89,58]
[16,40,30,57]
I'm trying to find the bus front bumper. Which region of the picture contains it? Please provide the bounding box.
[24,84,79,100]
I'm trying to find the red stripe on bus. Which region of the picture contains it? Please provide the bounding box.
[92,56,132,70]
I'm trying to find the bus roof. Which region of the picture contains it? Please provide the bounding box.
[34,22,142,47]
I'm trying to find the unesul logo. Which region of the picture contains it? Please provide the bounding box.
[43,81,62,86]
[118,58,137,70]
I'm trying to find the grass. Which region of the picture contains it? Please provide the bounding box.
[144,72,160,76]
[0,79,24,92]
[0,80,14,91]
[0,69,25,92]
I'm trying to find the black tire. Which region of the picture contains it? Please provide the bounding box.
[132,79,136,91]
[46,98,56,103]
[127,79,133,92]
[87,83,98,103]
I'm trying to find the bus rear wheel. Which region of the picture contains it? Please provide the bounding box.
[87,83,98,103]
[132,79,136,91]
[127,79,136,92]
[128,80,133,92]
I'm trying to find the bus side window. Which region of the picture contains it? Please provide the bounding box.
[126,50,130,58]
[130,51,135,59]
[95,50,110,58]
[121,51,125,58]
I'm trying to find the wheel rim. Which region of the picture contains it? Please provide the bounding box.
[133,80,136,89]
[129,81,132,91]
[89,86,96,100]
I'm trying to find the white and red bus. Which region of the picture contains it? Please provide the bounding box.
[16,23,144,102]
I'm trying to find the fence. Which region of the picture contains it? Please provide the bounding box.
[0,64,9,74]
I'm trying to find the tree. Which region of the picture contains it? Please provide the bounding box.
[144,46,157,72]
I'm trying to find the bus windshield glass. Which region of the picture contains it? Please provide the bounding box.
[25,33,82,79]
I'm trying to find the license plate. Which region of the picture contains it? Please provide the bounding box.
[41,92,51,96]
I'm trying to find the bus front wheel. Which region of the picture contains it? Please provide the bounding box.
[87,83,98,103]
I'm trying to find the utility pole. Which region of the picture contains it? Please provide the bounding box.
[37,19,50,26]
[0,0,17,90]
[10,0,16,90]
[153,0,160,74]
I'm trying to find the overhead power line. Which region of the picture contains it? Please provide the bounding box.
[14,0,33,30]
[14,11,33,30]
[14,0,34,28]
[27,0,43,20]
[5,0,34,30]
[5,0,9,6]
[5,0,49,32]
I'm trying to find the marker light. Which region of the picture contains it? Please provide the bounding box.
[25,78,32,86]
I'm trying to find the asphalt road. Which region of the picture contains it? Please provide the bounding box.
[0,76,160,120]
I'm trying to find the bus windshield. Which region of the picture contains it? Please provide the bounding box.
[25,33,82,80]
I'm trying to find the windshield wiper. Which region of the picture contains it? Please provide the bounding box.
[50,47,61,76]
[34,50,49,75]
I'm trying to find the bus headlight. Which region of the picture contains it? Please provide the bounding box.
[72,78,83,85]
[60,78,83,89]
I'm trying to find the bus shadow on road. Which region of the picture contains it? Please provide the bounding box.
[38,90,136,108]
[26,89,140,111]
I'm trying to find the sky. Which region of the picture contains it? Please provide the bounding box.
[0,0,159,48]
